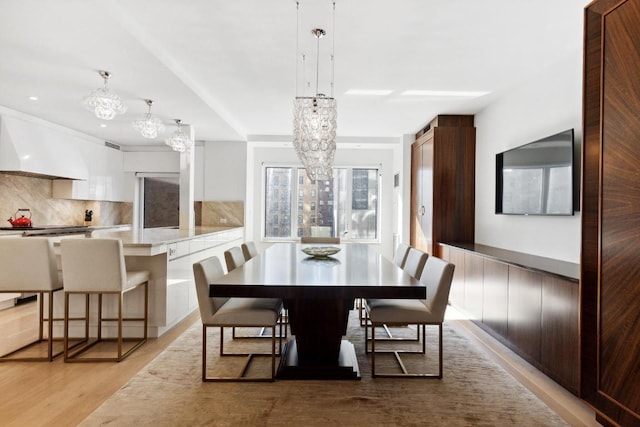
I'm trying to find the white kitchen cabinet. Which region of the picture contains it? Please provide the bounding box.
[52,145,134,202]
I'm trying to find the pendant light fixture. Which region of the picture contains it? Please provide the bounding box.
[82,70,127,120]
[165,119,194,152]
[292,1,337,181]
[132,99,165,139]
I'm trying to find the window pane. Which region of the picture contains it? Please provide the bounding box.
[264,167,292,238]
[298,168,336,238]
[350,169,378,239]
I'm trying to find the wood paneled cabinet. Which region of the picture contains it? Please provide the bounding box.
[410,115,475,256]
[582,1,640,425]
[440,243,580,395]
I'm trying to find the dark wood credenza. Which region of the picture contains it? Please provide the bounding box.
[440,242,580,395]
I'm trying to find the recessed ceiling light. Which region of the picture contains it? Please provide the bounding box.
[345,89,394,96]
[28,96,38,101]
[400,90,490,97]
[99,124,107,128]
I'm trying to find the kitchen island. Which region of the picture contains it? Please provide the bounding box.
[52,226,244,338]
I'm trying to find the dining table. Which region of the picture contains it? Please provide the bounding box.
[209,243,426,380]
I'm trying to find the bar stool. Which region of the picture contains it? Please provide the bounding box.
[0,238,63,361]
[60,238,149,362]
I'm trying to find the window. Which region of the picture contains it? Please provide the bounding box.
[264,168,292,238]
[263,166,379,240]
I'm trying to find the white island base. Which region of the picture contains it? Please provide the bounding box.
[53,226,243,338]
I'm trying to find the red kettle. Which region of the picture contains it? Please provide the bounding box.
[8,208,33,228]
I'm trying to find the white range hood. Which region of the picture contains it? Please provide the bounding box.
[0,111,89,180]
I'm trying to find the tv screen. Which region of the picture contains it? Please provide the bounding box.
[496,129,575,215]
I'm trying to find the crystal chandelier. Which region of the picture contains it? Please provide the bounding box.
[83,70,127,120]
[132,99,165,139]
[165,119,194,152]
[292,2,337,181]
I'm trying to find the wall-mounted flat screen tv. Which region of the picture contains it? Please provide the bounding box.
[496,129,576,215]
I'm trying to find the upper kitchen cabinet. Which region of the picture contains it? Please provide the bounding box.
[410,115,476,256]
[52,143,134,202]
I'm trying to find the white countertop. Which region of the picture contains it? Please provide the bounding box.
[90,226,242,247]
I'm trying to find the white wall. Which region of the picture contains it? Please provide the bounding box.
[246,142,398,259]
[474,50,583,263]
[392,134,414,252]
[201,141,246,201]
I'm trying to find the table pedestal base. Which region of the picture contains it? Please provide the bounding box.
[277,339,361,380]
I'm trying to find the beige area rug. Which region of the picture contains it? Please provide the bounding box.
[81,311,568,427]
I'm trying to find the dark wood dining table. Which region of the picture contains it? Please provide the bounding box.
[209,243,425,380]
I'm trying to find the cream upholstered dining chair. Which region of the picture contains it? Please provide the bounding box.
[241,241,259,261]
[300,236,340,244]
[60,238,149,362]
[224,246,286,340]
[193,255,283,381]
[402,247,428,279]
[224,246,246,272]
[393,243,411,268]
[0,238,63,361]
[364,256,455,378]
[358,242,412,326]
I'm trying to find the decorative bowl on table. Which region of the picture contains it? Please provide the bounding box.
[302,246,341,258]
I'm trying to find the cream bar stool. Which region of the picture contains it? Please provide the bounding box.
[0,238,63,361]
[60,238,149,362]
[365,256,455,378]
[193,256,283,381]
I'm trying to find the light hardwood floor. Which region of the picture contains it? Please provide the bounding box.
[0,302,600,426]
[0,301,199,427]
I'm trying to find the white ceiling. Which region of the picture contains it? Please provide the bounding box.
[0,0,589,150]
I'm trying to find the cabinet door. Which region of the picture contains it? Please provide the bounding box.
[582,1,640,423]
[447,248,465,309]
[463,252,483,322]
[482,258,509,339]
[541,276,579,394]
[507,266,542,366]
[410,139,433,253]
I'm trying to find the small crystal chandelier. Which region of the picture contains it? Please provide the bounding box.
[132,99,165,139]
[83,70,127,120]
[292,2,337,181]
[165,119,194,152]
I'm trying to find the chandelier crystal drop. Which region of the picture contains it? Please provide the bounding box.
[83,70,127,120]
[132,99,165,139]
[292,2,337,181]
[165,119,193,152]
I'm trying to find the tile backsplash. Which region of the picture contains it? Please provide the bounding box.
[1,173,244,228]
[0,173,132,226]
[196,201,244,227]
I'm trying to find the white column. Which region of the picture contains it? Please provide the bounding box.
[179,125,195,230]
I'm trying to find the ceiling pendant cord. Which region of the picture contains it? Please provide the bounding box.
[314,28,321,96]
[295,1,300,98]
[331,1,336,98]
